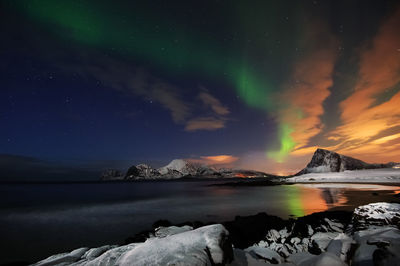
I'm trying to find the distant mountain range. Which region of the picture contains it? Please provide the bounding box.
[295,148,397,176]
[101,148,399,181]
[101,159,272,180]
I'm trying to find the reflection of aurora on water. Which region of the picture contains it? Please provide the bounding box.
[285,184,400,217]
[283,184,394,217]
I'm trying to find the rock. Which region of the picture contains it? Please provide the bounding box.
[125,164,162,180]
[268,242,290,258]
[227,249,248,266]
[307,225,314,236]
[287,251,317,265]
[311,232,340,252]
[33,247,89,266]
[34,224,232,266]
[100,169,123,180]
[223,212,288,249]
[299,252,346,266]
[353,227,400,266]
[117,224,233,265]
[329,233,353,261]
[296,148,394,175]
[267,229,281,243]
[244,246,283,264]
[158,159,200,177]
[352,202,400,230]
[83,245,117,260]
[103,158,272,181]
[81,243,139,266]
[324,218,344,233]
[154,225,193,238]
[124,165,140,179]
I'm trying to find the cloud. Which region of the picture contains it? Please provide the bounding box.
[324,7,400,162]
[82,59,191,123]
[150,82,190,123]
[198,91,230,115]
[184,117,226,131]
[283,27,338,150]
[66,56,230,130]
[200,155,239,164]
[182,88,230,131]
[187,154,239,167]
[268,22,338,162]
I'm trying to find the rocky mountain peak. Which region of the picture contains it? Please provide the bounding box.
[295,148,392,175]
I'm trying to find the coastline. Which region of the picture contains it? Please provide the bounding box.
[32,199,400,266]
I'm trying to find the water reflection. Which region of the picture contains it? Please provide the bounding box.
[284,184,400,217]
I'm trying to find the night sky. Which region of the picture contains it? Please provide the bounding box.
[1,0,400,178]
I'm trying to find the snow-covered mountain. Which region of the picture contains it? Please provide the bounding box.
[296,148,396,175]
[105,159,269,180]
[158,159,212,177]
[123,159,220,180]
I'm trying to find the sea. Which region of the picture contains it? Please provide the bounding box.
[0,180,399,264]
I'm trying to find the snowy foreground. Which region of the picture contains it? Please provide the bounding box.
[287,168,400,183]
[33,202,400,266]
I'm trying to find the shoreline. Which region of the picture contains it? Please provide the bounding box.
[2,182,400,265]
[27,191,400,265]
[31,201,400,266]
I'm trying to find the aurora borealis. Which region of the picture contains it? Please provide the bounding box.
[1,0,400,176]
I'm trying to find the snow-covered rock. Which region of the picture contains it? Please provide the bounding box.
[103,157,273,180]
[297,252,346,266]
[33,247,90,266]
[125,164,162,180]
[118,224,232,265]
[289,168,400,183]
[154,225,193,238]
[311,232,340,252]
[352,202,400,230]
[122,159,221,180]
[296,148,396,175]
[158,159,198,176]
[244,246,283,264]
[352,227,400,266]
[34,224,232,266]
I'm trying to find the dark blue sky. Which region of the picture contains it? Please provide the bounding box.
[1,0,399,178]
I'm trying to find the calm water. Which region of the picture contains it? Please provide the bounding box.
[0,181,399,263]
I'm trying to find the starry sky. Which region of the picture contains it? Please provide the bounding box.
[1,0,400,178]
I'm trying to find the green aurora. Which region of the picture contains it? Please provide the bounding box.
[12,0,303,161]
